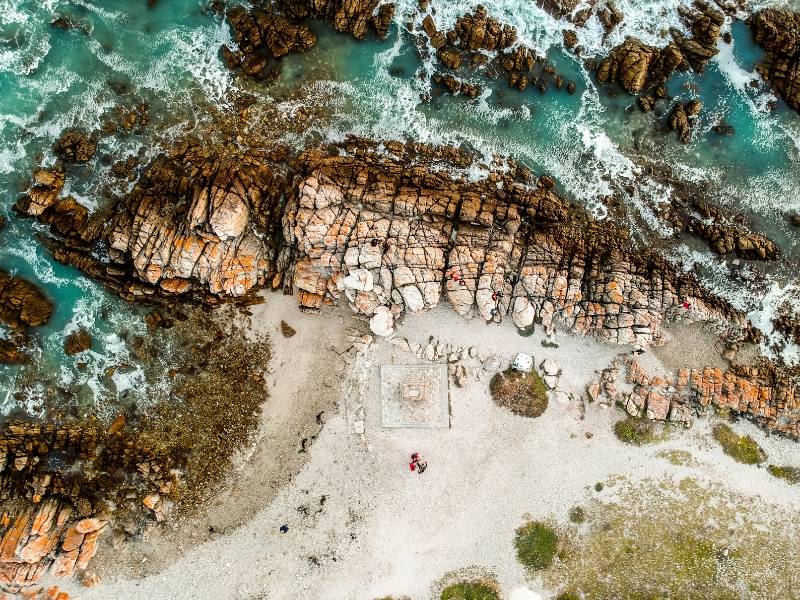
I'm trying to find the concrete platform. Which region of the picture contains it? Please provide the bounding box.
[380,364,449,428]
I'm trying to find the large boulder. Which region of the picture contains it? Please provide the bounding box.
[0,270,53,329]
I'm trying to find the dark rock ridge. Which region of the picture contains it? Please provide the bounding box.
[595,1,724,103]
[52,130,97,164]
[685,200,779,260]
[668,98,703,143]
[751,9,800,113]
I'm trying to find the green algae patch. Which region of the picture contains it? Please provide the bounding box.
[490,368,548,418]
[712,423,765,464]
[544,479,800,599]
[515,521,559,571]
[568,506,586,524]
[613,417,667,446]
[767,464,800,484]
[658,449,695,466]
[440,581,499,600]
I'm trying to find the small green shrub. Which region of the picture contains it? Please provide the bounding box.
[515,521,559,571]
[555,593,580,600]
[568,506,586,524]
[767,464,800,484]
[613,417,661,446]
[490,368,548,418]
[440,581,499,600]
[594,482,604,492]
[712,423,765,464]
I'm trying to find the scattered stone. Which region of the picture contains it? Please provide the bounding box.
[53,130,97,163]
[280,320,297,338]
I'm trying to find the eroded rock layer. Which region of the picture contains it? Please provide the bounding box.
[0,421,177,592]
[18,137,800,438]
[751,8,800,113]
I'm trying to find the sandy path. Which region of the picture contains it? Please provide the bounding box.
[67,302,800,600]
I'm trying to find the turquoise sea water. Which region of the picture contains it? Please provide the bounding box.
[1,0,799,413]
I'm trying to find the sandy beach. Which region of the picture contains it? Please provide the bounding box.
[55,293,800,600]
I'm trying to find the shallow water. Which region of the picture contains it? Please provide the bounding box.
[1,0,799,414]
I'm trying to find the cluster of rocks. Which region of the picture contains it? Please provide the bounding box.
[222,6,316,78]
[594,1,724,111]
[424,6,576,96]
[284,140,739,349]
[668,99,703,143]
[588,357,800,437]
[750,9,800,114]
[0,421,177,594]
[52,130,97,164]
[223,0,394,78]
[685,200,779,260]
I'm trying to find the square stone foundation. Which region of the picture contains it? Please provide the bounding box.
[380,364,449,428]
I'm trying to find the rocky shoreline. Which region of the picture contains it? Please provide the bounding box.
[2,1,800,596]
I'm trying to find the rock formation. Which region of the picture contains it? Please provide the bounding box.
[428,6,574,95]
[222,6,316,78]
[588,357,800,438]
[16,141,285,302]
[52,130,96,164]
[686,200,779,260]
[668,98,703,143]
[0,421,176,593]
[0,271,52,330]
[751,9,800,113]
[596,1,723,101]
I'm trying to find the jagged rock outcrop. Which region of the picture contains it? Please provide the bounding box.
[686,200,779,260]
[596,37,684,95]
[63,329,91,355]
[222,6,316,78]
[277,0,395,39]
[0,271,52,330]
[16,141,286,302]
[589,357,800,438]
[0,339,29,365]
[0,421,177,593]
[668,98,702,143]
[751,9,800,113]
[280,140,740,348]
[596,1,723,100]
[429,7,574,95]
[52,130,96,164]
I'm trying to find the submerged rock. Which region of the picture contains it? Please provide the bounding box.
[668,99,702,143]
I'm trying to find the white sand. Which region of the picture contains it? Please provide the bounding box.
[66,298,800,600]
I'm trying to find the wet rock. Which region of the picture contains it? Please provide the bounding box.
[63,328,92,355]
[223,6,316,77]
[668,99,702,143]
[53,130,97,164]
[0,339,30,364]
[687,200,779,260]
[0,271,53,329]
[751,9,800,113]
[15,169,65,217]
[596,38,683,95]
